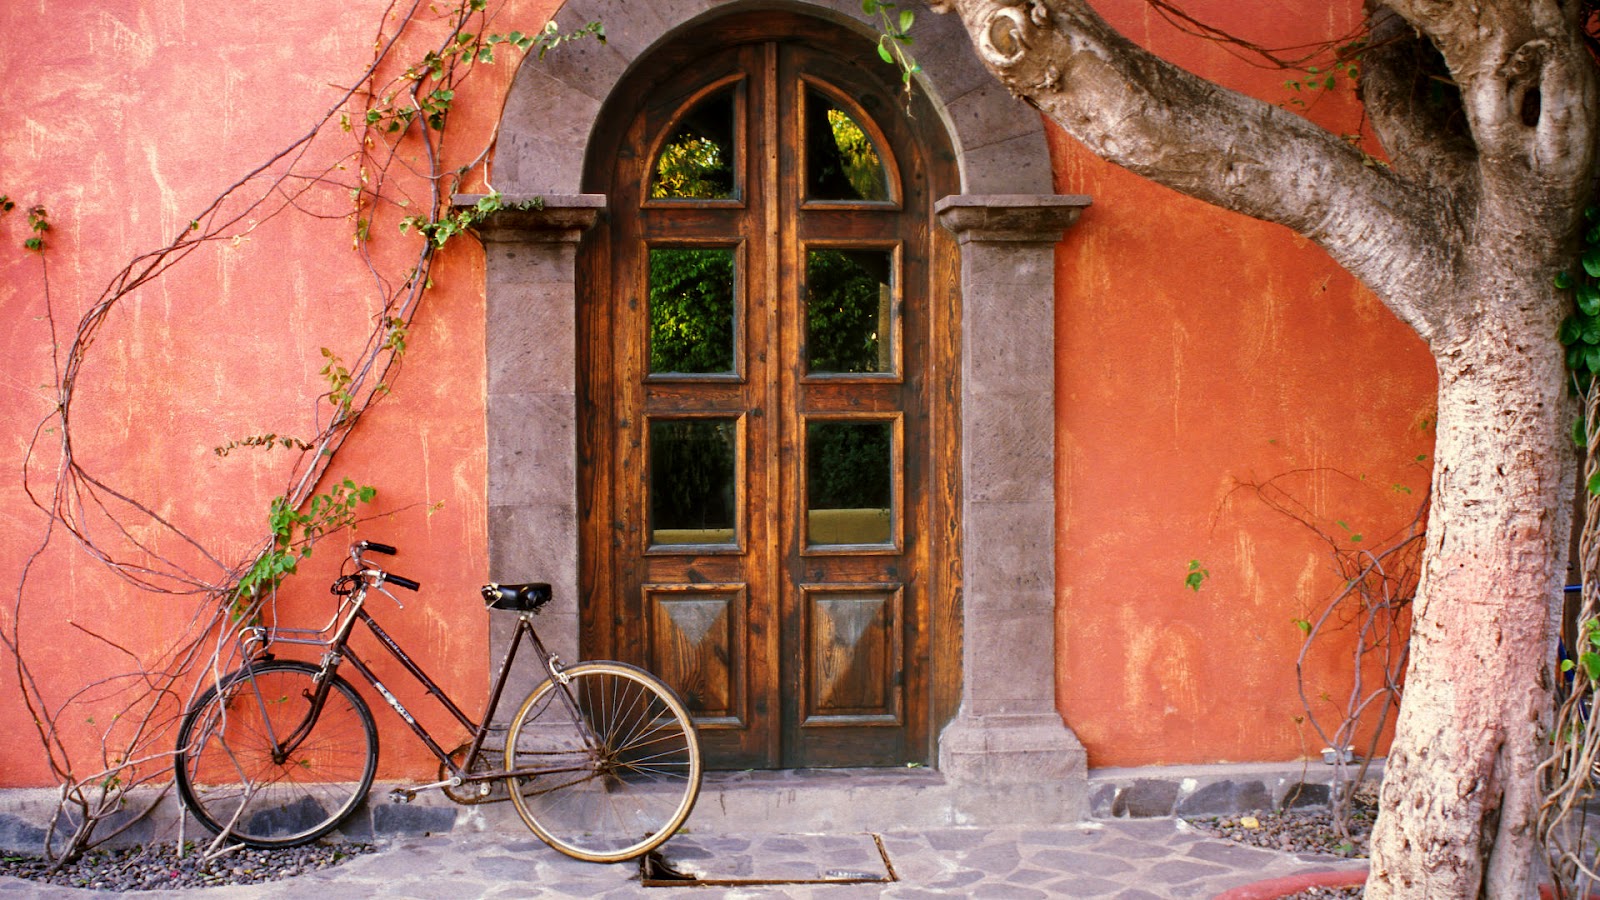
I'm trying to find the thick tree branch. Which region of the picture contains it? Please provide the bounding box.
[1380,0,1595,218]
[944,0,1458,342]
[1360,3,1477,191]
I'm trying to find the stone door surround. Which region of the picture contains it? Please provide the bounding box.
[461,0,1093,821]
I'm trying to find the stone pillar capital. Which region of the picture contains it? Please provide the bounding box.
[452,193,605,244]
[935,194,1091,243]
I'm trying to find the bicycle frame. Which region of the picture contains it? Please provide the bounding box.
[259,572,596,793]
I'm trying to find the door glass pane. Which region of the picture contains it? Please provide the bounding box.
[806,420,892,545]
[805,248,893,374]
[649,248,736,374]
[805,88,889,202]
[651,87,737,199]
[650,418,738,545]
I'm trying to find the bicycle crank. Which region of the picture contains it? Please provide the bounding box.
[440,742,510,804]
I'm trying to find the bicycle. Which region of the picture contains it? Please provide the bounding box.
[173,540,702,862]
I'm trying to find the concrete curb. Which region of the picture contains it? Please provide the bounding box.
[1088,759,1384,819]
[0,760,1384,856]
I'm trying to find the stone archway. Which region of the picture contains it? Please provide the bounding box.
[461,0,1092,821]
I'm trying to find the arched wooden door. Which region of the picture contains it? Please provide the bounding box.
[579,13,957,769]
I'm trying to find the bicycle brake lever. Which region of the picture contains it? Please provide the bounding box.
[371,573,405,609]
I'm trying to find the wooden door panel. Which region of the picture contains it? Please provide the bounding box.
[800,585,903,724]
[646,584,747,727]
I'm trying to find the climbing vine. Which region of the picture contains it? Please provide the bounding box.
[3,1,601,864]
[1539,204,1600,900]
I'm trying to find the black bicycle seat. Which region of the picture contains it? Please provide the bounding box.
[482,583,553,612]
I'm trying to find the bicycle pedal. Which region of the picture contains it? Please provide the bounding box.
[388,788,417,804]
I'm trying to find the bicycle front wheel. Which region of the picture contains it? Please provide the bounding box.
[174,659,378,848]
[505,661,701,862]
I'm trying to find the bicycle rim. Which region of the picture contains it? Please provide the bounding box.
[505,662,702,862]
[175,660,377,848]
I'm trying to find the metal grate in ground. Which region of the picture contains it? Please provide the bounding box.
[640,832,895,887]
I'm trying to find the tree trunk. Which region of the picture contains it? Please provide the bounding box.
[1366,288,1573,898]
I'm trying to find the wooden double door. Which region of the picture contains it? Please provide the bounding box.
[579,14,956,769]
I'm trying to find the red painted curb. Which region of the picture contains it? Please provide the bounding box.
[1213,869,1366,900]
[1214,870,1600,900]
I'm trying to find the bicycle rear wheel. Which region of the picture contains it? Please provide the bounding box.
[505,661,701,862]
[174,659,377,848]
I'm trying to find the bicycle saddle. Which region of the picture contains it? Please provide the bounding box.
[482,582,553,612]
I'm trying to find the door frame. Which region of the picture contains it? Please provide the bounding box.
[467,0,1090,803]
[577,21,954,768]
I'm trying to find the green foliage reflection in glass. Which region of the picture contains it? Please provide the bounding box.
[806,89,888,202]
[649,248,736,374]
[807,249,893,373]
[650,419,737,545]
[807,420,892,544]
[651,88,736,199]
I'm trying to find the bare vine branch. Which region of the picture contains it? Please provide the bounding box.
[3,0,596,862]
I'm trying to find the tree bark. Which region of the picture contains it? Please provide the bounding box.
[1368,282,1572,897]
[937,0,1596,896]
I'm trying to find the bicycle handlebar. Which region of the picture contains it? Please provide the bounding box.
[385,573,422,592]
[352,541,422,591]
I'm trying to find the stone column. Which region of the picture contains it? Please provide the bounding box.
[457,193,603,706]
[935,194,1093,821]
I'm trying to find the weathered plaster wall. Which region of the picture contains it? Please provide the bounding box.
[1051,0,1437,765]
[0,0,558,787]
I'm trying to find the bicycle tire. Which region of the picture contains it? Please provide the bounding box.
[505,661,701,862]
[174,659,378,848]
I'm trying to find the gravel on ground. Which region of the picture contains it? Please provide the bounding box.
[0,840,374,892]
[1185,792,1375,900]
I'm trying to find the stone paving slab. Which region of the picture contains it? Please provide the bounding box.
[0,819,1366,899]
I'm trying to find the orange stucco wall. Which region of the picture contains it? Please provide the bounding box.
[1052,1,1436,766]
[0,0,1435,787]
[0,0,557,787]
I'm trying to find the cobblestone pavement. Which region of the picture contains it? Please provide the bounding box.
[0,818,1364,899]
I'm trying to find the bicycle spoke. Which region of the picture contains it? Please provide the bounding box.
[505,663,700,862]
[175,662,376,848]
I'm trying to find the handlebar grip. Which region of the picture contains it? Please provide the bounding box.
[385,573,421,592]
[362,541,397,555]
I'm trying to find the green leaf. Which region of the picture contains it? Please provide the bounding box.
[1585,343,1600,373]
[1585,250,1600,277]
[1580,283,1600,315]
[1293,617,1311,635]
[1576,415,1590,448]
[1561,317,1583,344]
[1557,270,1575,290]
[1582,650,1600,681]
[877,38,893,64]
[1588,469,1600,496]
[898,9,914,33]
